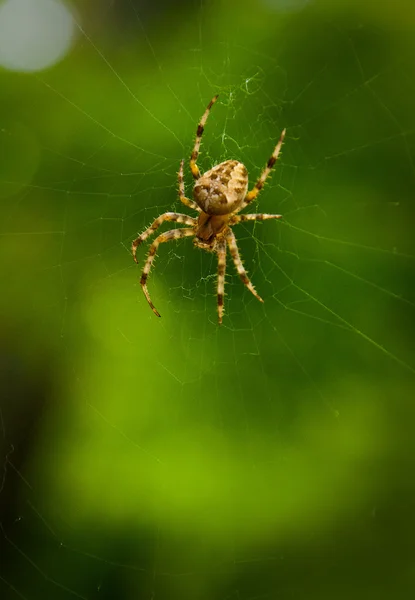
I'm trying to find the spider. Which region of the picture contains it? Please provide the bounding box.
[132,94,285,324]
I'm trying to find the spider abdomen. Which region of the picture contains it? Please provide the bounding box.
[193,160,248,216]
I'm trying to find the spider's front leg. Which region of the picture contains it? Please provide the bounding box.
[132,212,196,263]
[216,238,227,324]
[140,228,195,317]
[231,213,282,225]
[226,230,263,304]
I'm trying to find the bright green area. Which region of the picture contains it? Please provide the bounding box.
[1,0,415,599]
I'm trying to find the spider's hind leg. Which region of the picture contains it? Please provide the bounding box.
[239,128,286,212]
[178,159,201,211]
[190,94,219,180]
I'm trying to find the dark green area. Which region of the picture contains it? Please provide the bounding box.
[1,1,415,599]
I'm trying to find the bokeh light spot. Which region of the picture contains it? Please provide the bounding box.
[0,0,75,72]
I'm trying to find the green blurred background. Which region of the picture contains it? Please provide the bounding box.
[1,0,415,598]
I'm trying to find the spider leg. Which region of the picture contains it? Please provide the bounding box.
[190,94,219,180]
[132,212,196,263]
[226,229,263,304]
[217,238,227,324]
[178,159,200,211]
[231,213,282,224]
[140,228,195,317]
[238,128,286,212]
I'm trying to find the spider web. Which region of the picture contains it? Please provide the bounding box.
[1,0,415,598]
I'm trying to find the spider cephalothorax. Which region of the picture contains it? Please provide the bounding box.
[132,94,285,323]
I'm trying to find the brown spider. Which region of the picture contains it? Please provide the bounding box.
[132,95,285,324]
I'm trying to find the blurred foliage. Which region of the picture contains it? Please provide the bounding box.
[1,0,415,599]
